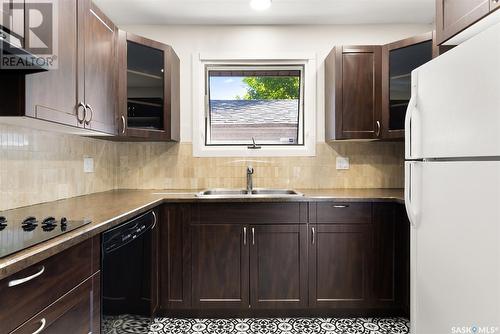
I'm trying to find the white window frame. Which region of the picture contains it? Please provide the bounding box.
[192,52,316,157]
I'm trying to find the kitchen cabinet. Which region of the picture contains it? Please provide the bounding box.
[249,225,308,309]
[308,223,372,309]
[0,0,116,135]
[0,236,100,334]
[381,33,433,139]
[325,45,382,140]
[116,31,180,141]
[151,207,160,315]
[10,275,99,334]
[80,0,117,134]
[191,223,249,309]
[372,203,410,314]
[436,0,500,45]
[160,204,192,310]
[160,202,408,317]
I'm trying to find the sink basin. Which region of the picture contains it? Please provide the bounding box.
[196,188,304,198]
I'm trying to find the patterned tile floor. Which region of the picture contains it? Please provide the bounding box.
[103,314,410,334]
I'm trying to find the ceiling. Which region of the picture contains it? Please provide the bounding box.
[93,0,435,25]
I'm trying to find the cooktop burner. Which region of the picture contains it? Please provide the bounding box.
[0,216,91,259]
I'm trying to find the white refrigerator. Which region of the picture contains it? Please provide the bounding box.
[405,22,500,334]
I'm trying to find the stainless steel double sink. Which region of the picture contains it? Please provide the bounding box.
[196,188,304,198]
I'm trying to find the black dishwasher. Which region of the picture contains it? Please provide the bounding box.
[101,210,156,332]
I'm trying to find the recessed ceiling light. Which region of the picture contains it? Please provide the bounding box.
[250,0,272,11]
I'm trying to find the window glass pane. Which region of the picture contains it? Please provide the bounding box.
[206,67,303,146]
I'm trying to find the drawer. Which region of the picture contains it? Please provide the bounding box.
[0,239,94,334]
[10,275,95,334]
[195,203,307,224]
[314,202,372,224]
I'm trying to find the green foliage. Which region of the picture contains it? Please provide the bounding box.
[240,77,300,100]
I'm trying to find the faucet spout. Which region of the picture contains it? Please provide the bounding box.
[246,166,254,194]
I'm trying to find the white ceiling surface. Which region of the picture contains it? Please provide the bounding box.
[94,0,435,25]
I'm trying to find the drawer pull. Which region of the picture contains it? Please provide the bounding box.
[8,266,45,287]
[32,318,46,334]
[333,204,349,208]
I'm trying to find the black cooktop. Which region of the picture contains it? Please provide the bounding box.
[0,216,91,258]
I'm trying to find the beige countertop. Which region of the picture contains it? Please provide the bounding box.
[0,188,404,280]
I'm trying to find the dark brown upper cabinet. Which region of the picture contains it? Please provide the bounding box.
[0,0,117,135]
[381,32,433,139]
[436,0,500,45]
[325,45,382,141]
[79,0,117,134]
[116,31,180,141]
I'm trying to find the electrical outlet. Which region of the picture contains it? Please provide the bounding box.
[83,157,94,173]
[336,157,350,170]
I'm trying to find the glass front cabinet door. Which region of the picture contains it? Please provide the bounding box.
[381,33,433,139]
[117,31,180,141]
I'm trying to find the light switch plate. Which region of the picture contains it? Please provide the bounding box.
[336,157,350,170]
[83,157,94,173]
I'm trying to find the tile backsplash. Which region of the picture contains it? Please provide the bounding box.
[0,124,404,211]
[117,142,404,190]
[0,124,118,211]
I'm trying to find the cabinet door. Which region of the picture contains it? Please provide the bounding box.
[160,204,191,310]
[25,0,83,127]
[117,31,180,141]
[10,276,96,334]
[330,46,382,140]
[381,33,433,139]
[249,225,307,309]
[436,0,490,44]
[81,0,116,134]
[192,224,249,309]
[309,224,372,309]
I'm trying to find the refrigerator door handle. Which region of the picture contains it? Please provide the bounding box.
[405,162,420,228]
[405,71,418,160]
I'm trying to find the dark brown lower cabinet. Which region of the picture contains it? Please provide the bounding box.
[160,202,409,317]
[373,203,410,315]
[250,225,308,309]
[11,275,99,334]
[191,224,249,309]
[160,204,192,309]
[308,224,372,309]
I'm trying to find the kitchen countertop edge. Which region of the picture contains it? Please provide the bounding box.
[0,188,404,280]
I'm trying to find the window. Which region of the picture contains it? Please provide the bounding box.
[205,65,304,146]
[193,53,316,157]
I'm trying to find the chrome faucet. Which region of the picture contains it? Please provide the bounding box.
[246,166,254,194]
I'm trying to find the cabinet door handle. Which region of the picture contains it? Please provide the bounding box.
[77,102,86,124]
[151,211,157,230]
[375,120,381,137]
[84,104,94,125]
[121,115,126,134]
[251,227,255,245]
[32,318,46,334]
[311,227,315,245]
[8,266,45,287]
[243,227,247,245]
